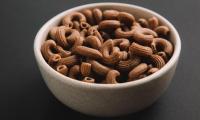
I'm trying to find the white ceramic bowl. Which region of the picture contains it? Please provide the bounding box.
[34,3,181,117]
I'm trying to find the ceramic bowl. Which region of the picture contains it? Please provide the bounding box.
[34,3,181,117]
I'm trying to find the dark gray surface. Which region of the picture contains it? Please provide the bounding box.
[1,0,200,119]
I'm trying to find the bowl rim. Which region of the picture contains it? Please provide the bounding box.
[34,2,181,89]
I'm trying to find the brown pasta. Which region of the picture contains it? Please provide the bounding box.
[56,65,68,75]
[49,27,58,40]
[151,38,173,56]
[148,16,159,30]
[80,62,91,77]
[138,18,149,28]
[138,74,147,79]
[68,65,81,79]
[155,26,170,36]
[101,40,123,65]
[112,46,128,60]
[74,46,103,59]
[128,63,148,81]
[57,55,80,66]
[98,20,121,30]
[62,12,86,27]
[82,9,95,25]
[55,27,81,48]
[93,8,103,24]
[80,29,88,42]
[41,40,57,61]
[82,77,95,83]
[66,30,82,51]
[48,54,62,66]
[115,27,134,38]
[131,25,158,45]
[73,21,81,31]
[113,38,130,50]
[55,45,71,58]
[149,54,165,69]
[113,46,120,52]
[93,30,104,43]
[147,67,159,75]
[88,60,111,76]
[105,70,120,84]
[117,56,141,71]
[85,35,102,49]
[129,42,153,57]
[103,10,119,20]
[80,21,90,29]
[156,51,168,62]
[87,25,98,35]
[118,12,135,25]
[41,8,174,84]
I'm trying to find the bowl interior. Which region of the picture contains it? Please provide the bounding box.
[34,3,181,88]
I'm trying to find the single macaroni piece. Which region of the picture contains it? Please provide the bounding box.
[93,8,103,24]
[138,18,149,28]
[129,42,153,57]
[41,40,57,61]
[62,12,86,28]
[156,51,168,62]
[74,46,103,59]
[148,16,159,30]
[118,12,135,25]
[98,20,121,30]
[151,38,173,56]
[147,67,159,75]
[117,56,141,71]
[56,65,68,75]
[128,63,148,81]
[80,21,90,29]
[155,26,170,36]
[82,77,95,83]
[103,10,119,20]
[69,65,81,79]
[80,62,92,77]
[106,70,120,84]
[85,35,102,49]
[149,54,165,69]
[48,54,61,66]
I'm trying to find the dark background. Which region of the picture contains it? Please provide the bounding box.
[1,0,200,120]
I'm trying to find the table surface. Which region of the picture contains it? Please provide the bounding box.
[1,0,200,119]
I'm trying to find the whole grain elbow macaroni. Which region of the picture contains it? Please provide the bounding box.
[41,8,173,84]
